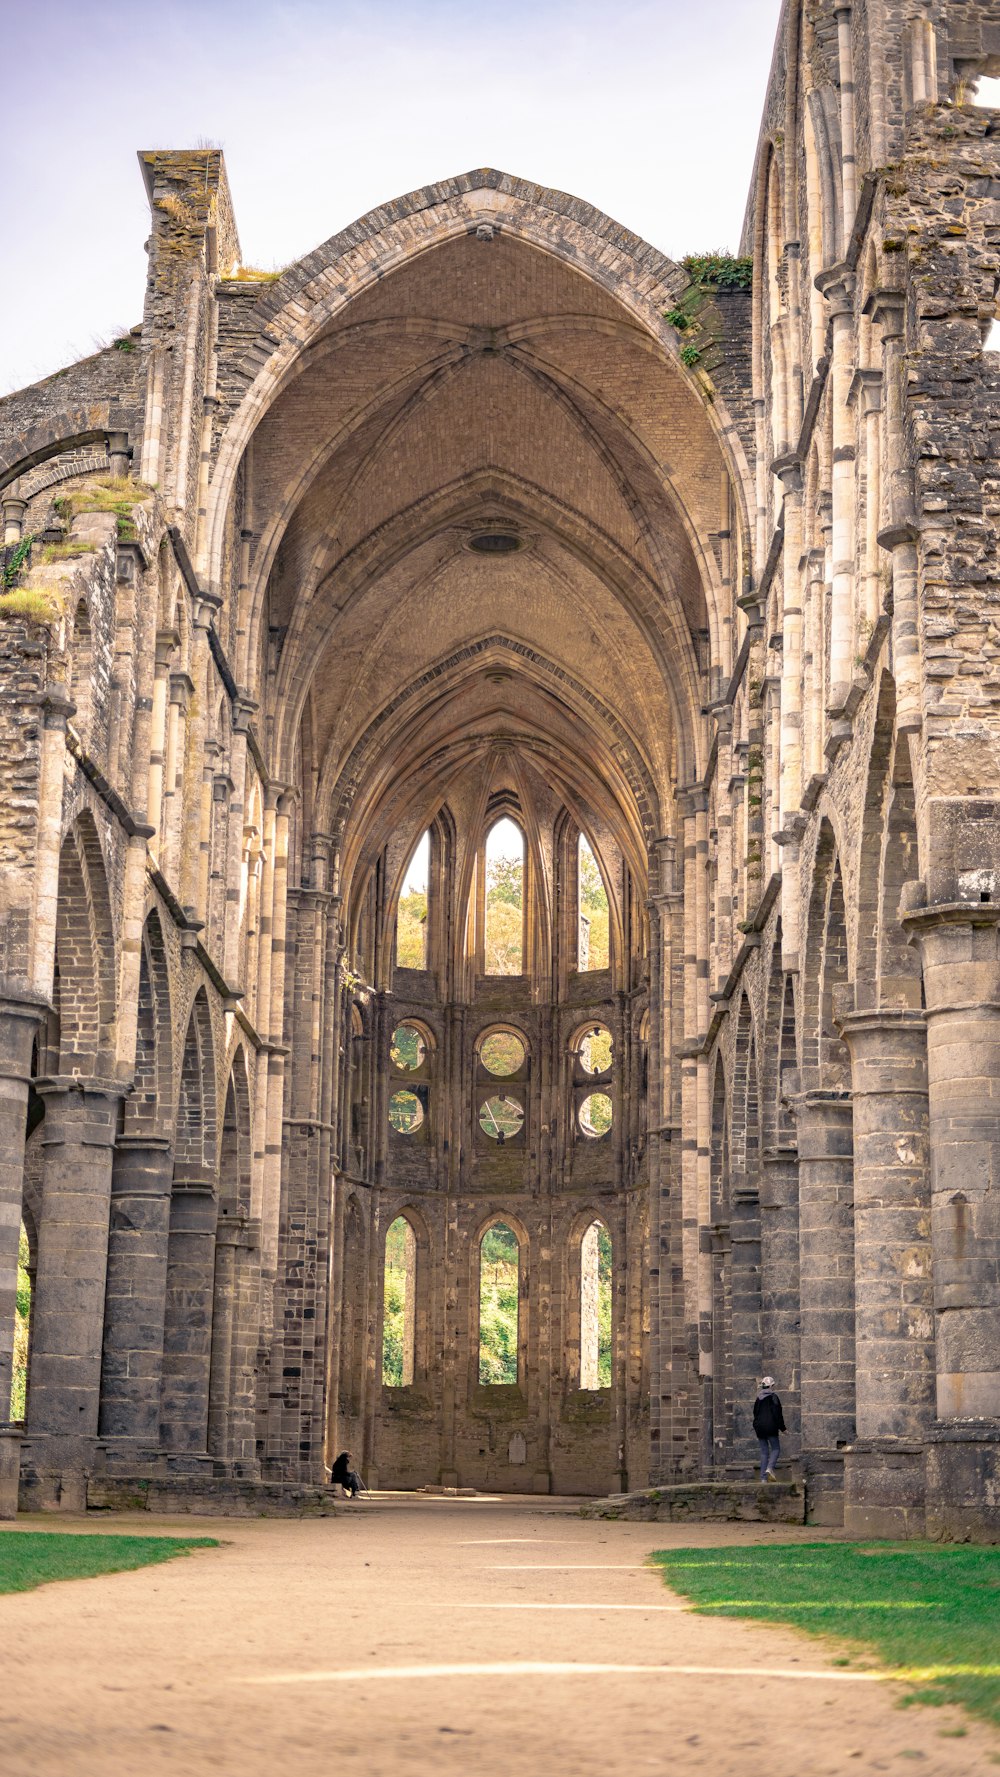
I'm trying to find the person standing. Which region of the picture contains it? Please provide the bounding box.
[752,1376,785,1482]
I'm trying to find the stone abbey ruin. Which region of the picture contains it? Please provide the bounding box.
[5,0,1000,1536]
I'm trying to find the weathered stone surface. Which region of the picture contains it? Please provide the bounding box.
[3,4,1000,1538]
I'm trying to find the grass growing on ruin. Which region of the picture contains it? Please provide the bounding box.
[652,1542,1000,1730]
[0,588,61,626]
[0,1531,218,1595]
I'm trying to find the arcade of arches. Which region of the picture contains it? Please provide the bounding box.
[5,1,1000,1534]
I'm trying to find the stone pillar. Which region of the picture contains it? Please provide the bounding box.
[2,495,27,547]
[792,1089,855,1523]
[759,1148,801,1448]
[0,994,44,1420]
[106,431,130,478]
[816,268,856,714]
[207,1213,260,1471]
[98,1134,173,1453]
[25,1079,123,1498]
[904,906,1000,1538]
[838,1009,934,1535]
[159,1174,216,1460]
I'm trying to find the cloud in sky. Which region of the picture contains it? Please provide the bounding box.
[1,0,779,395]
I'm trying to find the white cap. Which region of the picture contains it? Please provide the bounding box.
[761,1376,775,1388]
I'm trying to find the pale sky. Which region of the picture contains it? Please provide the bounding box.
[1,0,779,397]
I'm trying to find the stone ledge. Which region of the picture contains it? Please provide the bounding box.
[83,1475,338,1518]
[578,1481,805,1524]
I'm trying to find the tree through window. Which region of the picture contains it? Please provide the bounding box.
[382,1216,416,1387]
[580,1220,612,1389]
[484,818,524,975]
[397,830,429,969]
[578,833,610,970]
[479,1220,519,1384]
[10,1220,30,1419]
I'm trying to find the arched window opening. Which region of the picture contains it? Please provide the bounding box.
[580,1220,612,1390]
[69,597,94,745]
[578,1024,613,1075]
[484,818,524,975]
[579,1092,613,1138]
[389,1088,424,1135]
[479,1094,524,1143]
[382,1216,416,1388]
[578,833,610,971]
[396,830,430,969]
[479,1029,526,1076]
[479,1221,519,1384]
[10,1220,31,1419]
[391,1021,427,1071]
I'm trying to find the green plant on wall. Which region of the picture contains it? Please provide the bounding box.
[2,534,34,592]
[663,251,752,377]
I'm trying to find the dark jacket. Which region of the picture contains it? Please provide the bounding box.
[752,1391,786,1438]
[331,1452,353,1484]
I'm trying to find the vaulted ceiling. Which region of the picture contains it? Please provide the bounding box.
[239,218,739,906]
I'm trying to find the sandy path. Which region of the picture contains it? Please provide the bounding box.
[0,1498,996,1776]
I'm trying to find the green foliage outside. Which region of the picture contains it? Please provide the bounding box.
[390,1022,423,1070]
[479,1095,523,1140]
[0,1532,217,1596]
[652,1542,1000,1732]
[485,851,523,975]
[382,1217,410,1387]
[580,1090,613,1137]
[479,1222,519,1384]
[578,839,610,970]
[480,1031,525,1076]
[396,889,427,968]
[388,1088,422,1133]
[10,1223,30,1420]
[580,1026,613,1075]
[595,1224,613,1388]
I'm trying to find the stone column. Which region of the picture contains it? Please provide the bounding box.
[159,1173,216,1461]
[838,1009,934,1535]
[0,994,45,1421]
[903,905,1000,1537]
[816,268,856,715]
[24,1078,123,1501]
[2,494,27,547]
[792,1088,855,1523]
[207,1212,260,1471]
[98,1134,174,1454]
[759,1148,801,1448]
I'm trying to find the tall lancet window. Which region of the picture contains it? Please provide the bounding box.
[397,830,430,969]
[578,833,610,971]
[484,818,524,976]
[580,1219,612,1389]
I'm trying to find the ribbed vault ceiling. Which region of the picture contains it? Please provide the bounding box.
[245,223,736,899]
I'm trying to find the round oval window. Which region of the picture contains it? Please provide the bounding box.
[479,1031,526,1077]
[578,1092,612,1138]
[391,1022,426,1071]
[479,1096,524,1142]
[579,1026,613,1075]
[389,1089,424,1134]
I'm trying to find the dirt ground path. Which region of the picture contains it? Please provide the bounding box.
[1,1497,997,1776]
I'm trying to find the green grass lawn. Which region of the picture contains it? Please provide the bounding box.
[0,1531,218,1596]
[652,1542,1000,1733]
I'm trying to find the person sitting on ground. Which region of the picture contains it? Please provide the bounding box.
[331,1449,365,1498]
[752,1376,786,1483]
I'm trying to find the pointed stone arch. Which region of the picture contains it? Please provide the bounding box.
[53,813,117,1075]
